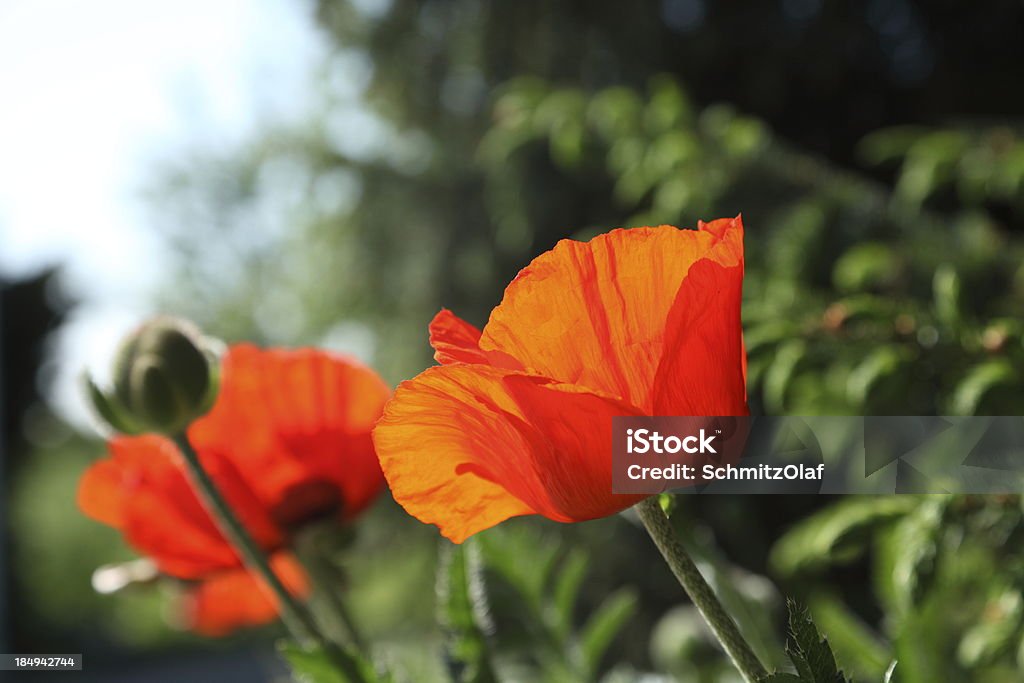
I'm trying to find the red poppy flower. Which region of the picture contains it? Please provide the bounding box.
[180,554,309,637]
[373,217,747,543]
[78,344,390,634]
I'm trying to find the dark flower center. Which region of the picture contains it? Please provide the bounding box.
[272,479,343,530]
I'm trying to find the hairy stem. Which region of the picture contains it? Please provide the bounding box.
[636,497,768,683]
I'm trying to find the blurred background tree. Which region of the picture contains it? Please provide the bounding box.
[6,0,1024,681]
[149,0,1024,384]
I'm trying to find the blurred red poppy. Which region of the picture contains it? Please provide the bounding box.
[78,344,390,634]
[180,554,309,637]
[373,217,747,543]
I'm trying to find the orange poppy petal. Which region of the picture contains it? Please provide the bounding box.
[501,375,648,520]
[697,215,744,266]
[699,216,747,390]
[78,458,129,529]
[188,345,390,522]
[429,309,489,365]
[652,256,748,416]
[124,448,284,578]
[373,364,646,542]
[373,365,537,543]
[121,488,242,578]
[478,219,744,411]
[181,553,309,637]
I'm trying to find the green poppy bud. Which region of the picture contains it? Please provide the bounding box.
[85,317,219,436]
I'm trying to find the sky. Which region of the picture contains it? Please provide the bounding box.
[0,0,326,428]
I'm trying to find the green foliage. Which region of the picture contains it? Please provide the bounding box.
[145,1,1024,419]
[804,594,889,681]
[551,550,588,635]
[477,526,638,682]
[280,642,350,683]
[482,76,767,228]
[951,360,1024,415]
[478,76,1024,417]
[771,498,917,576]
[889,498,949,612]
[578,589,637,678]
[279,641,379,683]
[772,495,1024,682]
[860,126,1024,212]
[832,243,903,294]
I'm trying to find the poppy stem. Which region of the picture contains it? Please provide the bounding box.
[636,497,768,683]
[293,528,369,653]
[171,433,368,682]
[320,586,369,654]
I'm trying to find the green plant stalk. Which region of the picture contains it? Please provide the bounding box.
[310,560,369,654]
[171,434,367,682]
[293,530,369,653]
[636,497,768,683]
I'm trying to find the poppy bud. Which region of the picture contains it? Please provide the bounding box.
[86,317,219,436]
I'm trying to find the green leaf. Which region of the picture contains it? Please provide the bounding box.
[764,201,827,283]
[890,498,948,611]
[650,605,724,674]
[645,74,692,132]
[806,593,890,680]
[759,674,804,683]
[587,86,643,140]
[932,264,963,328]
[896,131,970,205]
[764,340,807,414]
[858,126,926,165]
[744,320,802,355]
[771,498,917,576]
[957,589,1023,667]
[579,588,637,677]
[437,540,498,683]
[783,600,852,683]
[657,492,677,517]
[552,549,589,641]
[478,526,559,612]
[278,641,374,683]
[835,241,901,292]
[82,373,143,435]
[846,346,911,410]
[951,360,1021,415]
